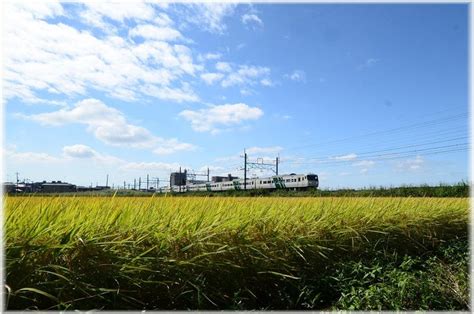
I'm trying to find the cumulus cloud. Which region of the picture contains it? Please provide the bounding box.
[200,72,225,85]
[21,98,157,148]
[20,98,195,154]
[179,103,264,134]
[3,1,201,103]
[62,144,123,164]
[63,144,97,159]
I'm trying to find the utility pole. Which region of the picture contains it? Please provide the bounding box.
[244,149,247,190]
[179,167,181,193]
[207,167,210,182]
[15,172,19,194]
[139,177,141,190]
[146,174,149,190]
[106,174,109,187]
[134,178,136,190]
[276,156,279,176]
[124,181,126,189]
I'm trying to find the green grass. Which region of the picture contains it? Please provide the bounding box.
[5,196,469,310]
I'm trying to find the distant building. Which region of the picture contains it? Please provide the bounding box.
[170,170,187,186]
[211,174,238,183]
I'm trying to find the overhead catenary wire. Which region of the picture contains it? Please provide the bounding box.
[283,144,469,166]
[295,136,469,162]
[286,112,467,151]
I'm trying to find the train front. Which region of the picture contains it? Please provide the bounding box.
[307,174,319,188]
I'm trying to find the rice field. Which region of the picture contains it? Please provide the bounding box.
[4,196,470,310]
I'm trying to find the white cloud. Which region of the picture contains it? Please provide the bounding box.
[3,1,201,103]
[62,144,123,164]
[242,13,263,27]
[216,62,232,72]
[12,0,64,19]
[21,98,156,148]
[246,146,283,155]
[198,52,222,62]
[179,103,264,134]
[63,144,97,159]
[260,78,274,86]
[331,153,358,161]
[153,12,173,26]
[285,70,306,82]
[200,72,224,85]
[20,98,195,154]
[153,139,196,156]
[141,83,200,103]
[4,148,62,164]
[221,65,271,88]
[353,160,376,174]
[82,1,156,23]
[179,3,236,34]
[240,88,255,96]
[129,24,183,41]
[397,156,424,171]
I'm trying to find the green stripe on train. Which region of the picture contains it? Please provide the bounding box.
[233,181,241,190]
[272,177,286,189]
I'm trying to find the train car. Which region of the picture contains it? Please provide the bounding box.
[160,173,318,193]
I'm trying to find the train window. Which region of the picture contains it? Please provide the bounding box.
[307,175,317,181]
[298,178,301,182]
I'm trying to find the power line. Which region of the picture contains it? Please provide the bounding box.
[296,136,469,162]
[286,112,467,151]
[284,143,469,166]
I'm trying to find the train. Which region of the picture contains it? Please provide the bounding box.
[159,173,319,193]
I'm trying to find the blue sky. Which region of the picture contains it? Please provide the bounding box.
[3,1,469,189]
